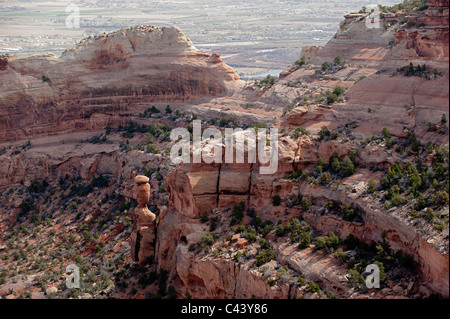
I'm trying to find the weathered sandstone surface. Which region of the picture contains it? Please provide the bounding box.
[0,26,243,142]
[0,1,448,300]
[162,141,448,297]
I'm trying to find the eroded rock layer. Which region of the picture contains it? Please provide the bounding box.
[0,26,242,142]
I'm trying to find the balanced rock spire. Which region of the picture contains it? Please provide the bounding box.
[130,175,156,264]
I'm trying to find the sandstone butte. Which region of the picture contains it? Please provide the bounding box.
[0,0,448,300]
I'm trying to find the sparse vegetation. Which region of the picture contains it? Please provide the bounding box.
[379,0,428,14]
[376,145,448,227]
[255,248,275,267]
[272,195,281,207]
[293,56,307,68]
[230,202,246,226]
[318,56,347,75]
[255,75,276,89]
[314,233,340,253]
[139,106,161,118]
[396,63,442,79]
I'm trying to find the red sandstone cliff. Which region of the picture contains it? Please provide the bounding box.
[0,1,448,300]
[0,26,243,142]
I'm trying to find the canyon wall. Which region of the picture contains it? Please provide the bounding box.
[163,140,449,297]
[0,26,243,142]
[0,1,448,300]
[281,0,449,143]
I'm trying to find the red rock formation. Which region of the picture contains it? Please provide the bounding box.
[280,1,449,144]
[162,120,448,295]
[0,26,242,142]
[131,175,156,264]
[394,0,449,61]
[1,3,448,300]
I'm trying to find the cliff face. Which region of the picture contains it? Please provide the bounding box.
[393,0,449,61]
[0,26,242,142]
[281,0,449,144]
[163,139,448,298]
[310,0,449,65]
[158,1,449,299]
[0,1,448,301]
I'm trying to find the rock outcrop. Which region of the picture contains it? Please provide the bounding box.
[164,149,448,297]
[0,1,448,301]
[0,26,243,142]
[393,0,449,61]
[281,1,449,143]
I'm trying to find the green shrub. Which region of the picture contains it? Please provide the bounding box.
[343,234,360,249]
[199,233,215,247]
[342,205,356,221]
[425,208,436,222]
[306,281,321,294]
[320,172,332,184]
[300,197,311,211]
[256,248,275,267]
[331,131,340,140]
[347,269,364,288]
[233,251,242,262]
[297,277,307,286]
[314,233,340,252]
[326,93,339,105]
[326,292,336,299]
[246,231,257,243]
[433,221,446,232]
[298,232,312,249]
[275,224,286,237]
[272,196,281,207]
[267,278,276,286]
[230,202,246,225]
[321,62,330,71]
[390,193,407,207]
[341,157,355,177]
[256,75,276,89]
[367,179,377,194]
[333,56,346,68]
[318,126,331,140]
[295,56,307,67]
[259,239,269,250]
[28,179,49,193]
[333,86,345,97]
[333,249,348,264]
[236,224,246,233]
[200,213,208,223]
[19,197,37,217]
[140,106,160,118]
[330,157,341,173]
[356,75,367,83]
[209,216,219,232]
